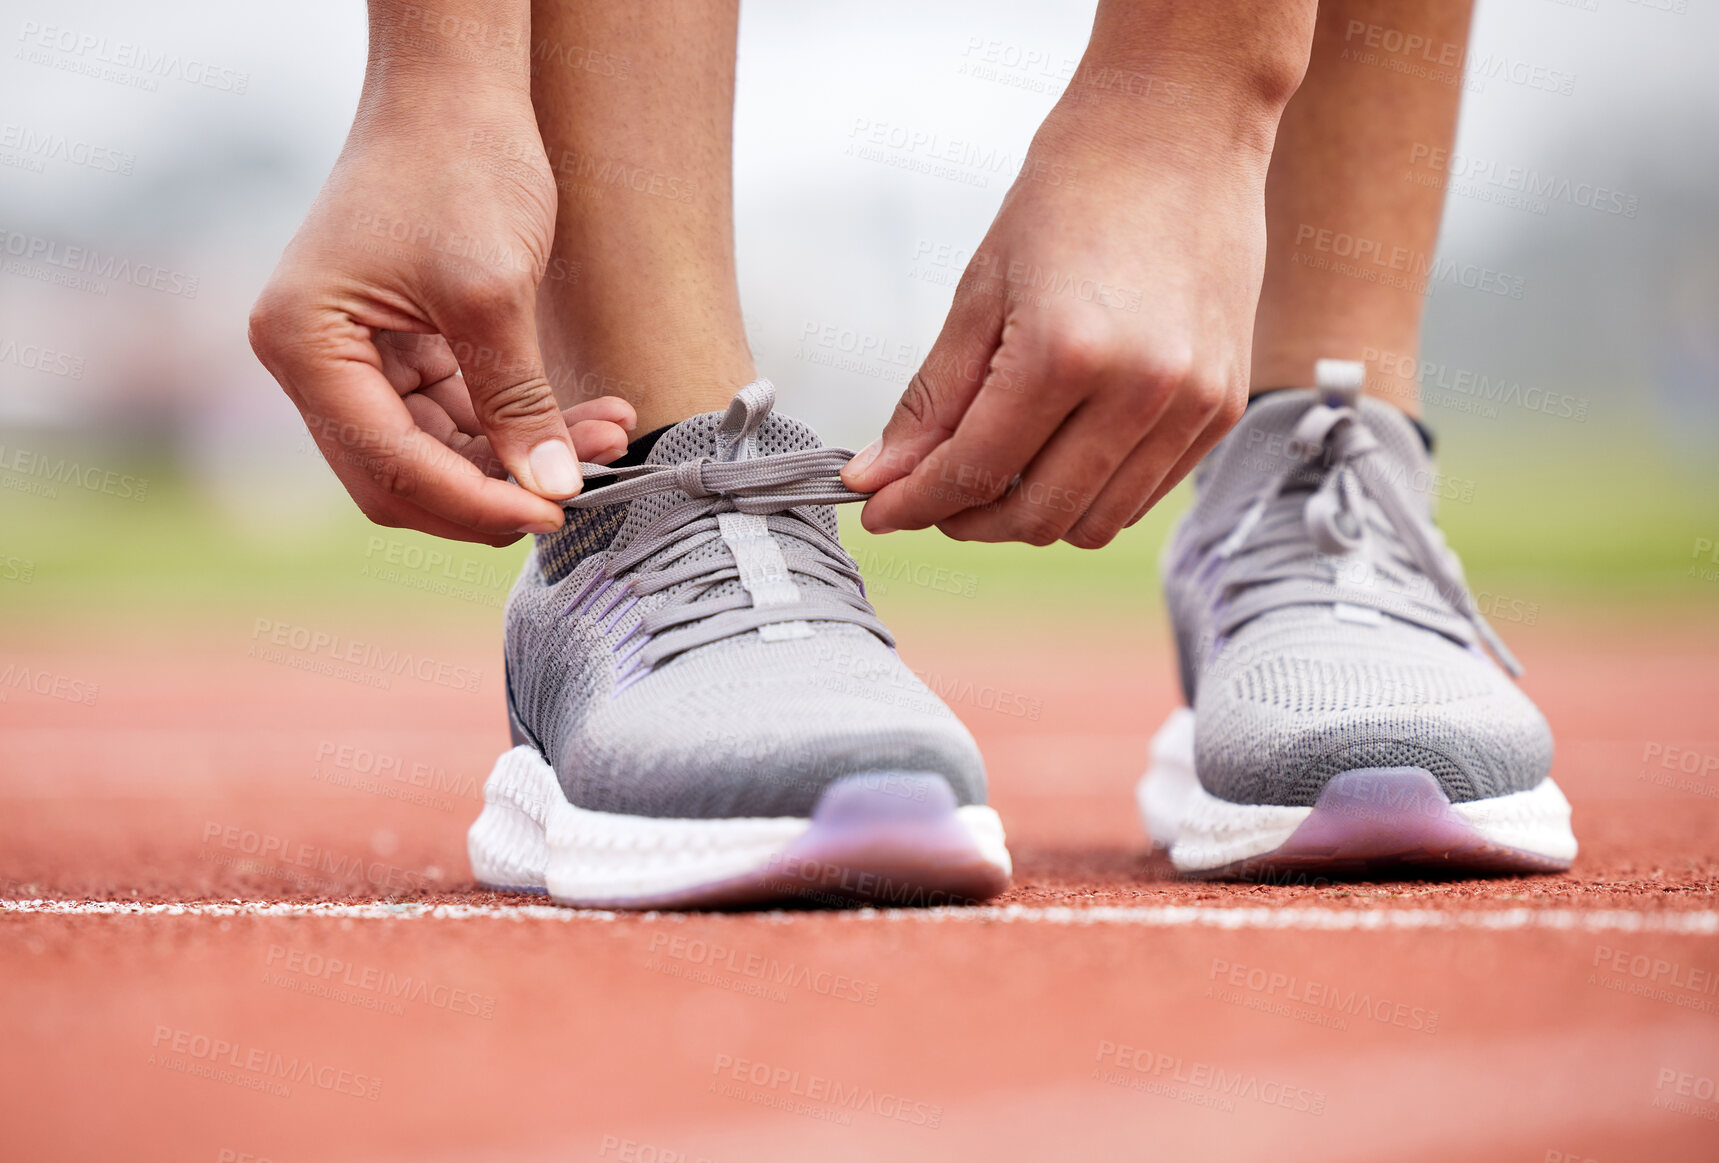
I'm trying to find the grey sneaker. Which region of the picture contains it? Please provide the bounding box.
[1139,360,1576,878]
[468,379,1011,908]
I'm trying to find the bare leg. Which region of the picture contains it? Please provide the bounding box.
[529,0,752,433]
[1252,0,1475,416]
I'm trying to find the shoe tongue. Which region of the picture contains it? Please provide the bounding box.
[614,379,834,553]
[640,385,824,471]
[1196,388,1438,517]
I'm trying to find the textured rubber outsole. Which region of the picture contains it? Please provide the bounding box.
[1137,708,1577,879]
[468,745,1012,909]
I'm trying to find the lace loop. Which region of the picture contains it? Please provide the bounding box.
[674,458,713,498]
[1210,402,1523,677]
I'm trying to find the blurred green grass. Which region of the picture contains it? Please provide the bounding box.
[1,425,1715,632]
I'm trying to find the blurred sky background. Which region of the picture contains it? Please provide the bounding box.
[2,0,1716,611]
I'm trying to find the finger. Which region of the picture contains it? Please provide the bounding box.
[1063,383,1233,547]
[841,278,1005,495]
[343,477,528,547]
[270,336,565,535]
[416,381,637,448]
[314,405,566,535]
[454,435,508,480]
[863,312,1175,533]
[562,395,638,432]
[569,418,629,463]
[418,372,482,436]
[403,390,464,448]
[403,392,504,476]
[418,412,628,478]
[376,332,462,401]
[858,348,1076,534]
[935,395,1145,546]
[439,284,583,501]
[1126,384,1247,527]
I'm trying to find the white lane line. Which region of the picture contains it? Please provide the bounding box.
[3,898,1717,934]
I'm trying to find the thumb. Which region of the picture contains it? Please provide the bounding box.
[842,290,1001,494]
[446,302,581,502]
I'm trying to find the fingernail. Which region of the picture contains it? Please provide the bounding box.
[847,438,882,478]
[871,526,899,535]
[519,521,560,535]
[529,440,580,498]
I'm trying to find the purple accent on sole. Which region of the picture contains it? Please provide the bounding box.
[1203,767,1570,880]
[574,774,1007,911]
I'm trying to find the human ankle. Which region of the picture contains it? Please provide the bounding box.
[539,326,753,433]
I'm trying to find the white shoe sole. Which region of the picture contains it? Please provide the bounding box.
[1137,708,1577,878]
[468,746,1012,909]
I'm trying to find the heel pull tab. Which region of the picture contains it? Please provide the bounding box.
[1314,359,1365,408]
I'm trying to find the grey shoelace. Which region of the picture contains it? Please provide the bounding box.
[1204,400,1523,676]
[561,395,890,687]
